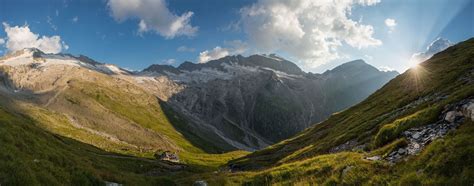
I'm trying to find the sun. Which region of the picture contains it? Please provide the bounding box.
[408,58,421,69]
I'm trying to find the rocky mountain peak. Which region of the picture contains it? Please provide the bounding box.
[75,55,102,66]
[323,59,389,76]
[145,54,304,75]
[143,64,181,74]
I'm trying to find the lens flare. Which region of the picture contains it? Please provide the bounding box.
[409,59,421,69]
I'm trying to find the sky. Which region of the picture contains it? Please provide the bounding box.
[0,0,473,73]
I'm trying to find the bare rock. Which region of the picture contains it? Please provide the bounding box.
[444,111,458,123]
[365,155,381,161]
[398,148,406,155]
[193,180,208,186]
[412,132,421,139]
[461,101,474,121]
[105,181,122,186]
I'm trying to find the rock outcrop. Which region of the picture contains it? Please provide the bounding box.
[385,98,473,163]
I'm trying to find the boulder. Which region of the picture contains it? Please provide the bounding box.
[397,148,406,155]
[412,132,421,139]
[155,151,180,163]
[105,181,122,186]
[366,156,381,161]
[461,101,474,121]
[193,180,208,186]
[444,111,461,123]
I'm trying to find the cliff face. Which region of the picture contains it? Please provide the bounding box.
[141,55,399,150]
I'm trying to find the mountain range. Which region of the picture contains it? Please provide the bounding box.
[139,54,398,151]
[1,38,472,185]
[0,48,398,152]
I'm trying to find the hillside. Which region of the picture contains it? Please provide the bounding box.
[140,55,398,150]
[0,37,471,185]
[0,103,179,185]
[0,48,248,177]
[196,38,474,184]
[0,47,399,184]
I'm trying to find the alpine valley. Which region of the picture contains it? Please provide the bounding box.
[1,37,473,185]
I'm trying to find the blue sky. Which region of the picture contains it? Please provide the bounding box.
[0,0,472,73]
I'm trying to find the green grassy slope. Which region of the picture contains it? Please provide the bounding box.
[219,38,474,184]
[0,74,248,183]
[0,105,177,185]
[58,79,248,170]
[0,60,248,185]
[177,120,474,185]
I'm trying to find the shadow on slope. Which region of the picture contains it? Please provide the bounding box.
[0,104,177,185]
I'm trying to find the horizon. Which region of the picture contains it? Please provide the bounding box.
[2,47,402,74]
[0,0,473,73]
[1,1,474,184]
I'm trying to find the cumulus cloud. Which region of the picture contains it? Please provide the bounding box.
[385,18,396,33]
[107,0,198,39]
[411,38,453,63]
[239,0,382,69]
[177,46,195,52]
[385,18,396,27]
[0,38,4,45]
[198,40,248,63]
[198,47,230,63]
[2,23,67,54]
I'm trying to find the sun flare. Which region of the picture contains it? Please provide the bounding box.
[409,59,421,69]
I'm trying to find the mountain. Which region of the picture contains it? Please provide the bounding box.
[412,38,454,63]
[139,55,398,150]
[218,38,474,185]
[1,47,263,185]
[1,38,471,185]
[0,47,396,184]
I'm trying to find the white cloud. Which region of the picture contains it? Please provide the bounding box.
[177,46,195,52]
[2,23,67,54]
[161,58,176,65]
[198,47,229,63]
[385,18,396,27]
[72,16,79,23]
[364,54,373,61]
[239,0,382,69]
[107,0,198,39]
[378,66,395,72]
[384,18,396,33]
[0,38,5,45]
[410,38,453,64]
[46,16,58,31]
[198,40,248,63]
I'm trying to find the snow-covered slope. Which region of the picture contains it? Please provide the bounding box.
[0,48,129,75]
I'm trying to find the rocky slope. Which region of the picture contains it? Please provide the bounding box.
[139,55,398,150]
